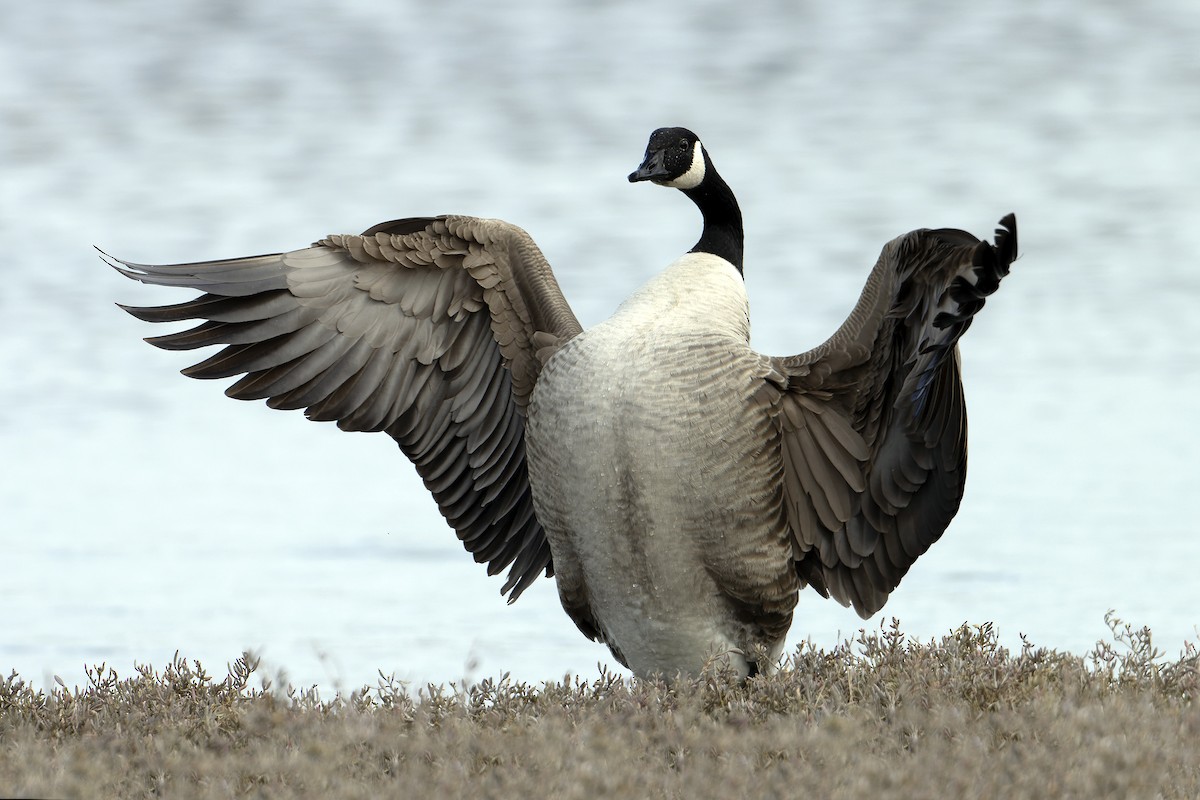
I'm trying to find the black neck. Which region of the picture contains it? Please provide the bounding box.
[682,161,744,274]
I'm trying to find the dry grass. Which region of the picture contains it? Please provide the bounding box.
[2,613,1197,799]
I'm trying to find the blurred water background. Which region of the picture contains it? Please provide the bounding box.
[3,0,1198,693]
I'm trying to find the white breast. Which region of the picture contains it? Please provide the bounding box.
[601,251,749,340]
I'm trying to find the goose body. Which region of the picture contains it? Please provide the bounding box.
[527,252,792,674]
[109,128,1018,679]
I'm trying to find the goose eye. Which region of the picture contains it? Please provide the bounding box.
[678,139,690,151]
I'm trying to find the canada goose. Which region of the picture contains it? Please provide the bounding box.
[108,127,1017,679]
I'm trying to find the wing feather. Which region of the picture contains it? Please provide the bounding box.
[773,214,1017,617]
[108,215,582,600]
[258,337,362,408]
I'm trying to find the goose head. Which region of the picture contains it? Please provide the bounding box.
[628,127,707,189]
[628,127,744,273]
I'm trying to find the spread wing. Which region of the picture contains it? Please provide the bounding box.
[770,214,1018,617]
[107,215,583,600]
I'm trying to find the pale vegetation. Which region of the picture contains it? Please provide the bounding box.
[2,614,1196,799]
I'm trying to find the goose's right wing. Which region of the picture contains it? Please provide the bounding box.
[109,215,583,600]
[771,215,1018,617]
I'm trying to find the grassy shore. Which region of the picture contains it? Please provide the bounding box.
[2,614,1196,799]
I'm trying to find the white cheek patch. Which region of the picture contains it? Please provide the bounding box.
[665,141,706,189]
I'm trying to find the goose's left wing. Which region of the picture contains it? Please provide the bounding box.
[769,215,1018,617]
[108,215,583,600]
